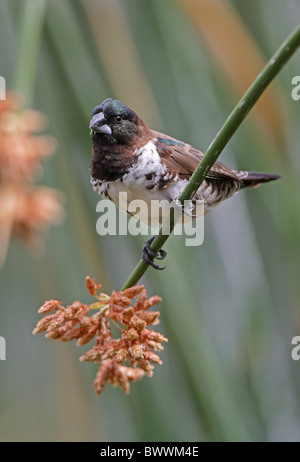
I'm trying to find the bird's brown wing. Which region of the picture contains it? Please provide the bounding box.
[152,131,241,182]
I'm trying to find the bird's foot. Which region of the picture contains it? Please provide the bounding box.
[142,236,167,270]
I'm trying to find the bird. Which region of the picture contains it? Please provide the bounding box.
[89,98,280,269]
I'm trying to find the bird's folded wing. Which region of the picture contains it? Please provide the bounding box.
[153,130,241,183]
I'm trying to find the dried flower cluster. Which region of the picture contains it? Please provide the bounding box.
[0,93,63,263]
[33,277,167,395]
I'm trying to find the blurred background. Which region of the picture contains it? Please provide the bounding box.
[0,0,300,442]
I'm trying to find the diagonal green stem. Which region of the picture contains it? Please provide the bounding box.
[121,23,300,290]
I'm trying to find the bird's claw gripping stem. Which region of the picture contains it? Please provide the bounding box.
[142,236,167,270]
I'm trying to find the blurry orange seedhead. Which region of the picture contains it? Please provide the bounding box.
[33,277,167,395]
[0,92,63,259]
[0,93,55,182]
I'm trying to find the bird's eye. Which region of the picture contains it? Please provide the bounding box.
[115,115,123,123]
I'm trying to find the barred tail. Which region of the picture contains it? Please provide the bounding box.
[237,171,281,188]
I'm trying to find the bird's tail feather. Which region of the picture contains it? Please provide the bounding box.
[237,171,281,188]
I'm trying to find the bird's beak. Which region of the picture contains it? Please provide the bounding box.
[89,112,112,135]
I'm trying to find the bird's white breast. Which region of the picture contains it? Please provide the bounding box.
[91,140,187,226]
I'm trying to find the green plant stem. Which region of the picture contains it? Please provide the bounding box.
[14,0,47,105]
[121,23,300,290]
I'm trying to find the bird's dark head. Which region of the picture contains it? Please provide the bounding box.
[89,98,140,145]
